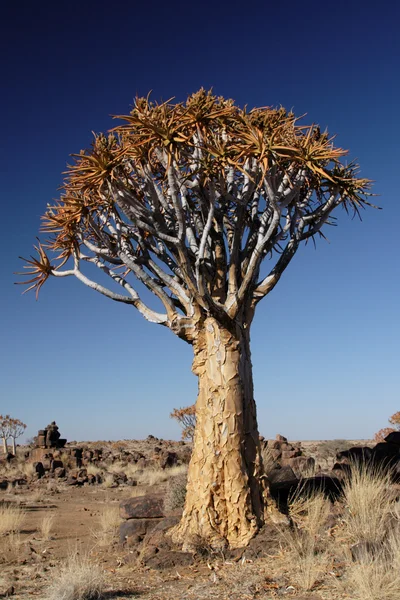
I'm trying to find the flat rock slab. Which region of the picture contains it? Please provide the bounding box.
[119,518,162,544]
[120,495,165,520]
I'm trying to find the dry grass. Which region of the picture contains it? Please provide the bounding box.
[137,464,187,486]
[0,503,26,535]
[102,474,115,488]
[92,504,120,547]
[280,492,332,591]
[339,529,400,600]
[86,464,103,477]
[0,532,22,565]
[45,552,105,600]
[341,463,393,544]
[40,513,55,541]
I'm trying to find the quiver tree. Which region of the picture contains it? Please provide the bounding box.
[0,415,12,455]
[9,419,27,455]
[18,90,373,549]
[170,405,196,442]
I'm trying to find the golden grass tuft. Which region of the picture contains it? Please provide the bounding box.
[45,552,105,600]
[0,503,26,535]
[281,491,332,591]
[40,513,55,541]
[341,462,393,545]
[92,504,120,547]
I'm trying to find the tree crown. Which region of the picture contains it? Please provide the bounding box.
[18,90,373,341]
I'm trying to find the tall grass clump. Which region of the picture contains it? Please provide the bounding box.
[341,462,393,545]
[93,505,120,547]
[45,552,105,600]
[282,491,332,591]
[40,513,55,541]
[0,503,25,535]
[340,531,400,600]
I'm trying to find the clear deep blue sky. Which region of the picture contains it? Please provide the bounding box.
[1,0,399,443]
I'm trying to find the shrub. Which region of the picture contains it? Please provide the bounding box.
[164,472,187,512]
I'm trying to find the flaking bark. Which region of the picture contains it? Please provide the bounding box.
[170,317,265,549]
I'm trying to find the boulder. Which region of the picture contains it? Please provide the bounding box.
[120,495,165,520]
[268,466,297,485]
[384,431,400,446]
[336,446,372,462]
[119,518,162,544]
[33,462,45,478]
[276,434,288,443]
[281,456,315,476]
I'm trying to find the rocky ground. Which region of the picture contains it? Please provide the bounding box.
[2,434,400,600]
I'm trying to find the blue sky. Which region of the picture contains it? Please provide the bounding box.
[1,0,399,443]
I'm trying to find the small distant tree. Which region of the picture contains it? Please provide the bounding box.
[0,415,12,454]
[375,411,400,443]
[170,405,196,442]
[9,418,27,455]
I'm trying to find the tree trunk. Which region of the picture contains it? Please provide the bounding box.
[11,438,16,456]
[171,316,266,550]
[2,437,8,455]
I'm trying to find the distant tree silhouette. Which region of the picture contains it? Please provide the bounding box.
[0,415,12,454]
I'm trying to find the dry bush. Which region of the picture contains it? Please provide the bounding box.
[45,552,105,600]
[92,504,120,547]
[0,503,25,535]
[341,463,393,545]
[164,472,187,512]
[281,492,332,591]
[40,513,55,541]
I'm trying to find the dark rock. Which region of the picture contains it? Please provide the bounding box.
[270,475,343,509]
[281,456,315,476]
[50,460,63,472]
[159,451,178,469]
[385,431,400,446]
[33,462,45,478]
[145,550,193,569]
[281,450,301,459]
[337,446,372,462]
[268,466,297,484]
[371,442,400,465]
[119,518,162,544]
[120,495,165,520]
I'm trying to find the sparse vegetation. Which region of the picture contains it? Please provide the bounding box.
[45,552,105,600]
[93,504,120,547]
[164,471,187,512]
[40,513,55,541]
[0,503,26,536]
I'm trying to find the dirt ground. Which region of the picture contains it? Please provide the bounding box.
[0,438,378,599]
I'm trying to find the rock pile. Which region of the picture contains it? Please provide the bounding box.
[261,434,315,477]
